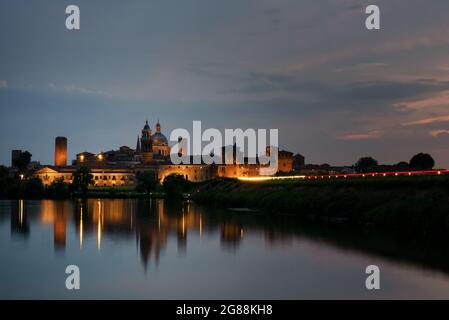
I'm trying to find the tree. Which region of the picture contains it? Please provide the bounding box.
[13,151,32,173]
[410,153,435,170]
[355,157,378,173]
[162,174,191,199]
[47,178,71,199]
[136,171,158,193]
[72,166,93,196]
[22,177,45,199]
[0,165,12,197]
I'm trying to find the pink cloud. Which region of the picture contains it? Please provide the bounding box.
[430,129,449,137]
[338,130,382,140]
[394,90,449,110]
[402,115,449,126]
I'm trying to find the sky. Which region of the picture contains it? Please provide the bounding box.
[1,0,449,167]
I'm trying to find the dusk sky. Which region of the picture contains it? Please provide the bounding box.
[2,0,449,167]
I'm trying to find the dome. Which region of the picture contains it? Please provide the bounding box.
[143,120,150,131]
[152,132,168,145]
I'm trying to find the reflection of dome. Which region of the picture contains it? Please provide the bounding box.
[152,132,168,145]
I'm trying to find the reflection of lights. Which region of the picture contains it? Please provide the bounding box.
[19,199,24,226]
[97,218,101,252]
[79,206,83,249]
[199,215,202,239]
[240,229,244,239]
[97,200,102,252]
[182,214,185,237]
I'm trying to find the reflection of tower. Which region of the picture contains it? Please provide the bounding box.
[220,223,242,250]
[53,202,69,252]
[136,199,168,270]
[54,137,67,167]
[54,214,67,251]
[138,228,167,270]
[140,120,153,163]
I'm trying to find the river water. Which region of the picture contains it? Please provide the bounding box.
[1,199,449,299]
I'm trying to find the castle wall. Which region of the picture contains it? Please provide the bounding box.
[278,157,294,173]
[158,165,213,182]
[216,164,260,178]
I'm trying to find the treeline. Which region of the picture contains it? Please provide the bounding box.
[299,152,437,174]
[353,153,435,173]
[0,175,71,199]
[193,176,449,242]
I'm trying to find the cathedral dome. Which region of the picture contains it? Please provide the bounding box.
[152,132,168,145]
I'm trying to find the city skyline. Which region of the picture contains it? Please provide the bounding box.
[2,1,449,167]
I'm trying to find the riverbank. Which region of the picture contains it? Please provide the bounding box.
[192,176,449,241]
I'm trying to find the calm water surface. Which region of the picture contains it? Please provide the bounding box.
[1,199,449,299]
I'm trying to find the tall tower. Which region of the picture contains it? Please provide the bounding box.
[140,120,153,163]
[54,137,67,167]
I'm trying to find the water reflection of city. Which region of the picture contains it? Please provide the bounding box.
[10,199,287,268]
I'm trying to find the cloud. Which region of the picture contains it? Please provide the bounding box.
[0,80,7,88]
[430,129,449,137]
[47,82,110,97]
[229,73,449,110]
[332,62,386,73]
[338,130,382,140]
[393,90,449,110]
[283,26,449,72]
[402,115,449,126]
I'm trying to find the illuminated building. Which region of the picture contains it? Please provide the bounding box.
[33,120,295,185]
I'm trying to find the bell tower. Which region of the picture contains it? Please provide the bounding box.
[140,120,153,163]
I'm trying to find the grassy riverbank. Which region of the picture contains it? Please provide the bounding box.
[192,176,449,241]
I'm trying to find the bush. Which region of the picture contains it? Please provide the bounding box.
[162,174,192,199]
[46,178,71,199]
[136,171,158,193]
[22,177,45,199]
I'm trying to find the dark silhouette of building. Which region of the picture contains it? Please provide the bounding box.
[293,153,305,170]
[11,150,22,167]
